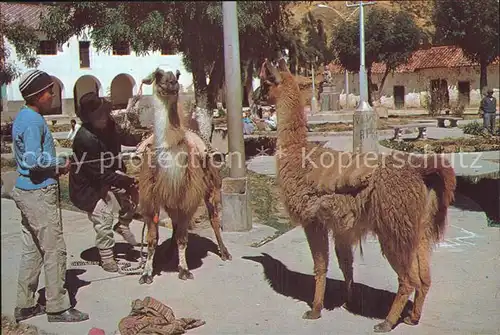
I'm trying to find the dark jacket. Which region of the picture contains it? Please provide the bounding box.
[69,119,142,213]
[480,96,497,114]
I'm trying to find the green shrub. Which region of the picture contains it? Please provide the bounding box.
[462,121,485,136]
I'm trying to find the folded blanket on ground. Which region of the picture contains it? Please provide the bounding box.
[118,296,205,335]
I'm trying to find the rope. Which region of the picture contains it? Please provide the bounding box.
[69,222,146,275]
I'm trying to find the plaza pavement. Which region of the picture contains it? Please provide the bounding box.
[1,195,499,335]
[1,117,499,334]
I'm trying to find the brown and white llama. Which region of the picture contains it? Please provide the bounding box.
[137,68,231,284]
[259,59,456,332]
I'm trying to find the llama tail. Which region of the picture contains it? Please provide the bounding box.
[415,155,457,241]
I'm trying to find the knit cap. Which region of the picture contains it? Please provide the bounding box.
[18,69,54,99]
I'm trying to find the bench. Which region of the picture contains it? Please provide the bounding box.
[436,116,462,128]
[390,123,433,142]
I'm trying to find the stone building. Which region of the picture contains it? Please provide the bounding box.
[328,45,499,111]
[1,3,193,120]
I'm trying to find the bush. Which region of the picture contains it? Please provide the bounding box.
[462,121,485,136]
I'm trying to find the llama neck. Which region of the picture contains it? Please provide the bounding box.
[153,93,181,149]
[276,84,308,158]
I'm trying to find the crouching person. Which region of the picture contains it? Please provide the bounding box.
[69,92,143,272]
[12,70,88,323]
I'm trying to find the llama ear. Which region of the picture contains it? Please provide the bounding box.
[175,69,181,80]
[142,67,162,85]
[260,59,281,85]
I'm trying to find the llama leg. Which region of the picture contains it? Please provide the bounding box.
[139,218,158,285]
[374,252,418,333]
[174,216,193,280]
[404,242,431,326]
[334,240,354,307]
[204,189,232,261]
[302,224,329,320]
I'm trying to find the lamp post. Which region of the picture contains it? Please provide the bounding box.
[316,3,357,112]
[311,62,317,114]
[346,0,378,154]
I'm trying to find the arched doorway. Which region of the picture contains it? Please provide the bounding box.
[73,75,102,116]
[110,73,135,109]
[49,76,63,115]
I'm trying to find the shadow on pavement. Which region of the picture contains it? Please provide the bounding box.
[37,269,91,308]
[455,177,500,223]
[78,234,219,277]
[243,253,413,321]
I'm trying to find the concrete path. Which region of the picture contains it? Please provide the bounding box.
[247,124,500,179]
[2,197,499,335]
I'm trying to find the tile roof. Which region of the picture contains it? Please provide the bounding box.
[0,3,47,30]
[328,45,500,74]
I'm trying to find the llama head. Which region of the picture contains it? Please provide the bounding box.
[142,68,181,100]
[259,58,292,104]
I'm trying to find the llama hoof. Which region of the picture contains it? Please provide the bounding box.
[373,320,393,333]
[178,268,194,280]
[403,316,419,326]
[302,310,321,320]
[139,274,153,285]
[220,249,232,261]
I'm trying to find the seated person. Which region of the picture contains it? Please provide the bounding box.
[242,112,255,135]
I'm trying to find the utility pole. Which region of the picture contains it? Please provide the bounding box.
[346,0,378,153]
[221,1,252,232]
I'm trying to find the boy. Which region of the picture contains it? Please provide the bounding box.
[69,92,142,272]
[11,69,88,323]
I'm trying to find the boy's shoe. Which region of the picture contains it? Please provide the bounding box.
[14,304,46,322]
[99,248,119,272]
[47,308,89,322]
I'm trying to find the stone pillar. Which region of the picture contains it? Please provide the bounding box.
[320,85,340,112]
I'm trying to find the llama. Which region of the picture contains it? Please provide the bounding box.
[259,59,456,332]
[137,68,231,284]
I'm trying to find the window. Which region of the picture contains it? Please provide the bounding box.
[393,85,405,109]
[79,41,90,68]
[112,41,130,55]
[457,81,470,106]
[37,40,57,55]
[161,44,170,56]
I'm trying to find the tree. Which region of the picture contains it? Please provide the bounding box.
[302,12,333,68]
[38,2,297,127]
[331,6,421,104]
[1,14,40,113]
[433,0,499,93]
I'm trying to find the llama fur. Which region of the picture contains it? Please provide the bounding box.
[137,68,231,284]
[259,59,456,333]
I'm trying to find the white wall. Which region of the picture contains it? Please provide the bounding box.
[4,28,192,116]
[331,64,500,110]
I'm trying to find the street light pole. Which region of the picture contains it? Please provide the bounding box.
[311,63,317,114]
[346,0,378,153]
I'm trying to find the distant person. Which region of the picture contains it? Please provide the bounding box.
[11,69,88,323]
[242,112,255,135]
[66,119,81,140]
[479,88,497,134]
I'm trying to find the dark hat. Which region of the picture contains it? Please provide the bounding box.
[487,88,494,93]
[18,69,54,99]
[78,92,112,122]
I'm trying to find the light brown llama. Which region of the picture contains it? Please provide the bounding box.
[137,68,231,284]
[259,59,456,333]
